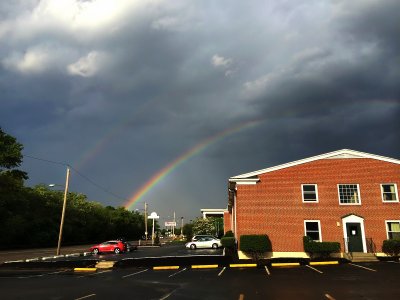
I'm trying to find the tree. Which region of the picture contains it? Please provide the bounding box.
[0,128,28,191]
[192,217,216,235]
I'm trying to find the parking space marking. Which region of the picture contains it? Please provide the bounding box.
[230,263,257,268]
[349,263,377,272]
[154,266,180,270]
[264,266,271,276]
[168,267,187,278]
[306,265,323,274]
[271,262,300,267]
[74,294,96,300]
[191,264,218,269]
[122,268,149,278]
[159,289,176,300]
[218,267,226,276]
[325,293,336,300]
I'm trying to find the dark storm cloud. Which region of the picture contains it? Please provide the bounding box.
[1,0,399,220]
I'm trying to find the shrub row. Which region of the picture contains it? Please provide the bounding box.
[382,239,400,257]
[240,235,272,253]
[303,236,340,257]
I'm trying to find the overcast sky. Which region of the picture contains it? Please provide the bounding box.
[1,0,399,222]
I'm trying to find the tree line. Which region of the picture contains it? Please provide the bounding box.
[0,127,147,249]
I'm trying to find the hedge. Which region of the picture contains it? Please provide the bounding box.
[224,230,234,237]
[303,236,340,257]
[382,239,400,257]
[240,235,272,253]
[221,237,235,249]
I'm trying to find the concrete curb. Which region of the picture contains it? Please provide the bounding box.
[74,268,97,272]
[310,261,339,266]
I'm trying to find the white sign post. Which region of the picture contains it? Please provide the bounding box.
[148,212,160,245]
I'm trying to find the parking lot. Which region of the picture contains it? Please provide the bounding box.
[1,261,399,299]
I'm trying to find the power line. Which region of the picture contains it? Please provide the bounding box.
[24,154,68,167]
[69,166,128,202]
[24,154,128,202]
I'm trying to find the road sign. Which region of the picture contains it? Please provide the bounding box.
[165,221,177,227]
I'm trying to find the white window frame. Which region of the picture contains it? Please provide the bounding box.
[381,184,399,203]
[337,184,361,205]
[304,220,322,242]
[385,220,400,240]
[301,184,319,203]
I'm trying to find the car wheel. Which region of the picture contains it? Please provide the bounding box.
[212,243,218,249]
[114,247,121,254]
[190,244,196,250]
[93,248,99,255]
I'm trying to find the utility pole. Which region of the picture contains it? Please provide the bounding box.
[180,217,184,237]
[172,211,176,237]
[56,166,70,256]
[144,202,148,241]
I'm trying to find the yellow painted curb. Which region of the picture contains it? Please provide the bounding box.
[74,268,97,272]
[229,264,257,268]
[271,262,300,267]
[191,265,219,269]
[310,261,339,266]
[153,266,180,270]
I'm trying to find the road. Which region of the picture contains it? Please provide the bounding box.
[0,243,223,264]
[1,261,399,299]
[0,245,92,264]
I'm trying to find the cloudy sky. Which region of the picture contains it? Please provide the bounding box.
[1,0,399,222]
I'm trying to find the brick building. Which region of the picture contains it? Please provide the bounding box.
[226,149,400,257]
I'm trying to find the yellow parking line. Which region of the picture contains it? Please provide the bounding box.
[310,261,339,266]
[229,263,257,268]
[271,262,300,267]
[153,266,180,270]
[74,268,97,272]
[191,264,219,269]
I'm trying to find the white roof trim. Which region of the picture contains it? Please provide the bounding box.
[231,149,400,179]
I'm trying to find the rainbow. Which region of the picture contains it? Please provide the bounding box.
[124,120,261,210]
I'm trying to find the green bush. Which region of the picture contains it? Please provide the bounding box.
[303,236,340,258]
[382,239,400,257]
[240,235,272,253]
[221,237,235,249]
[224,230,234,237]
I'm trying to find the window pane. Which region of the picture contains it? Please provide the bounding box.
[307,231,320,241]
[304,193,317,200]
[303,185,317,202]
[306,222,319,231]
[303,185,316,192]
[388,222,400,231]
[382,184,397,201]
[339,184,359,204]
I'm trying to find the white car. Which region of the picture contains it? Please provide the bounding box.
[185,236,222,249]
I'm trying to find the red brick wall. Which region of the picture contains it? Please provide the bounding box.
[224,211,232,233]
[235,158,400,252]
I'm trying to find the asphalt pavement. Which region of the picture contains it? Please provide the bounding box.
[1,261,399,299]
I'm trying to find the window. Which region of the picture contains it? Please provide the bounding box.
[304,220,321,241]
[381,184,398,202]
[386,221,400,239]
[338,184,360,204]
[302,184,318,202]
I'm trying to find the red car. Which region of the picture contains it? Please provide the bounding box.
[89,240,126,254]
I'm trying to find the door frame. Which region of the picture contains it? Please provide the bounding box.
[342,214,366,253]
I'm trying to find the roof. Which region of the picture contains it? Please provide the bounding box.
[230,149,400,181]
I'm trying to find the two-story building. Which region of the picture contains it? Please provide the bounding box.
[226,149,400,257]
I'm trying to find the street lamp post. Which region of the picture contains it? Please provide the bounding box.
[55,166,70,256]
[148,212,159,245]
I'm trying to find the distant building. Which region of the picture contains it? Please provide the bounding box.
[200,208,226,219]
[226,149,400,257]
